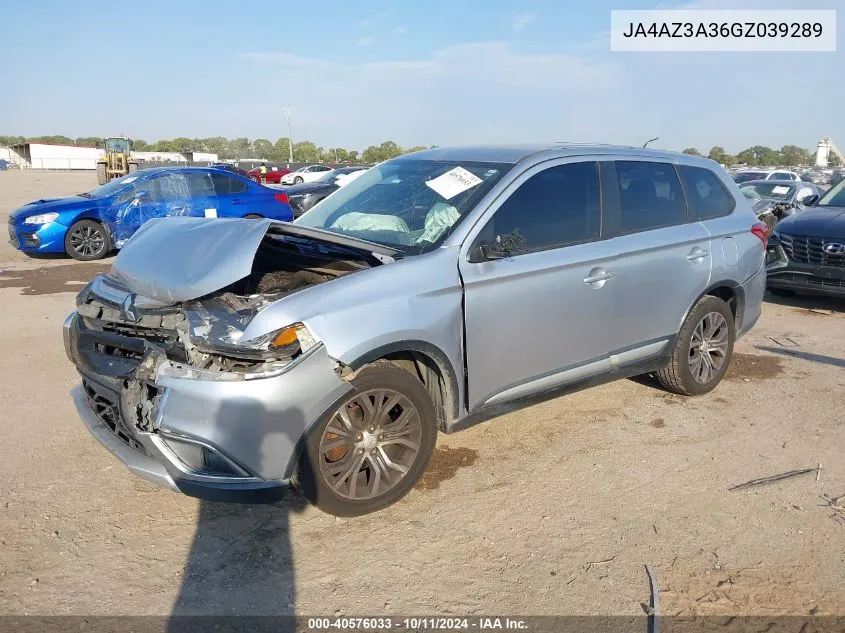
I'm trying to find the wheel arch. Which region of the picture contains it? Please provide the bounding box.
[347,340,461,431]
[680,280,744,332]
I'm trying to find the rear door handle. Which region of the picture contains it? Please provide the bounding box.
[583,269,615,285]
[231,198,243,205]
[686,247,709,261]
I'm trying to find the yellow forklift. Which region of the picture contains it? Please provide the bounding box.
[96,137,139,185]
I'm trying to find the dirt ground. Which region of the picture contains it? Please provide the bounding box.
[0,170,843,617]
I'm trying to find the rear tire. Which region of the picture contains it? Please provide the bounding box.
[244,214,262,219]
[657,295,735,396]
[298,361,438,517]
[64,219,111,261]
[96,163,107,185]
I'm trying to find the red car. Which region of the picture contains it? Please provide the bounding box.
[247,165,292,184]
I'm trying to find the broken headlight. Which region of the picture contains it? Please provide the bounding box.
[237,322,318,357]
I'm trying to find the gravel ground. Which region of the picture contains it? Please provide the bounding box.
[0,170,843,617]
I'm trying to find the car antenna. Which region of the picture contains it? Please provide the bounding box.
[643,137,659,148]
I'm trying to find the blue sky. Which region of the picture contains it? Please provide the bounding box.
[1,0,842,153]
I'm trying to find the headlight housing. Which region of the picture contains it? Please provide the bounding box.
[24,212,59,225]
[239,322,318,357]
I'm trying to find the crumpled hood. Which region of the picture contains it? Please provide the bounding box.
[9,196,94,222]
[109,217,272,306]
[107,216,399,307]
[775,206,845,238]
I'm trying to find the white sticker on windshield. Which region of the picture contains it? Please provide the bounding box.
[772,186,790,195]
[425,167,483,200]
[122,176,138,184]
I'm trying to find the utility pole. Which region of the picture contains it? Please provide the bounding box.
[284,107,294,164]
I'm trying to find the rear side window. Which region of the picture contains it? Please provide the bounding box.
[614,161,686,232]
[486,161,601,252]
[678,165,735,220]
[186,172,215,197]
[211,173,248,195]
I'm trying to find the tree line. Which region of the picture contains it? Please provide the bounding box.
[0,135,433,165]
[682,144,837,167]
[3,135,835,168]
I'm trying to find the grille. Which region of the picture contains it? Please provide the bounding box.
[774,273,845,289]
[82,380,148,455]
[778,234,845,268]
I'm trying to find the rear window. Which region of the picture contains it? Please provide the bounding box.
[615,161,687,233]
[678,166,735,220]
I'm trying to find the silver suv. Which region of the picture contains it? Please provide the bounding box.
[64,145,767,516]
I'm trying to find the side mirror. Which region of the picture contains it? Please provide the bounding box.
[800,194,819,207]
[468,230,528,263]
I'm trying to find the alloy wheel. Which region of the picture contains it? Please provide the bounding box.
[688,311,729,383]
[318,388,422,500]
[68,225,105,258]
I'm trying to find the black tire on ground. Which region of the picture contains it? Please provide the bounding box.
[656,295,736,396]
[293,176,304,184]
[243,214,262,219]
[64,219,111,261]
[127,162,138,173]
[96,163,107,185]
[298,360,438,517]
[767,287,795,298]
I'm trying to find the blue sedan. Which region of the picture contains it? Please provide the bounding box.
[8,166,294,260]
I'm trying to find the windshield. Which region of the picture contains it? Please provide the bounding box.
[83,171,145,198]
[105,138,130,152]
[733,172,767,184]
[818,180,845,207]
[740,183,795,201]
[294,159,511,255]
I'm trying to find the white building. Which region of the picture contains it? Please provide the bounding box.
[130,151,187,164]
[9,142,101,169]
[6,143,219,169]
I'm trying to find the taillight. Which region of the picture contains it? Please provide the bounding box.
[751,222,768,248]
[274,193,289,205]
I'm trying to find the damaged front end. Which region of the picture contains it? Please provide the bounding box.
[64,218,389,499]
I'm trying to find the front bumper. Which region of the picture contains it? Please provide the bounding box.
[766,242,845,297]
[64,312,353,503]
[8,219,69,253]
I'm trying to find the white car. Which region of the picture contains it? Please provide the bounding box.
[280,164,332,185]
[733,169,802,184]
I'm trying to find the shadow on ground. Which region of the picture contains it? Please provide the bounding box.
[764,290,845,314]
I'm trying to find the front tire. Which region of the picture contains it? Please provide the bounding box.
[64,219,111,261]
[127,162,138,174]
[293,176,304,184]
[656,295,735,396]
[96,163,107,185]
[298,361,437,516]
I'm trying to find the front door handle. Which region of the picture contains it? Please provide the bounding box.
[686,246,709,261]
[231,198,243,205]
[584,268,615,286]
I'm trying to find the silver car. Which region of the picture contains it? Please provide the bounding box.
[64,145,767,516]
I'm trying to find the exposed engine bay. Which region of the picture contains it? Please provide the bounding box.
[75,231,377,390]
[753,199,802,232]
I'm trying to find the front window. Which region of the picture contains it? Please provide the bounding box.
[294,159,511,255]
[740,183,795,201]
[818,180,845,207]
